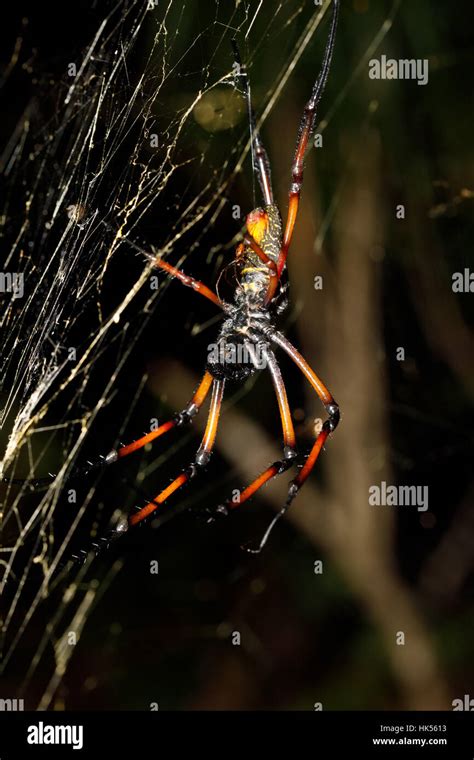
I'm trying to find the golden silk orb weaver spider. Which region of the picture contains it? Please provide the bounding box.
[7,0,340,557]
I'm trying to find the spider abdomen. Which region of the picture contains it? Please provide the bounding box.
[244,203,282,264]
[234,203,286,310]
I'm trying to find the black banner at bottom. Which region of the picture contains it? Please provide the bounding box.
[0,710,472,757]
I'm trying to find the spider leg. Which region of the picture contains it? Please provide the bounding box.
[115,370,213,460]
[232,328,339,553]
[247,422,331,555]
[265,0,340,304]
[103,229,226,311]
[261,327,338,544]
[265,347,297,457]
[211,458,295,523]
[206,348,299,547]
[231,38,273,205]
[153,258,224,308]
[127,377,225,528]
[107,230,225,309]
[268,329,339,426]
[56,376,222,567]
[4,371,214,489]
[240,347,302,553]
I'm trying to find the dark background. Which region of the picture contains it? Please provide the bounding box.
[1,0,473,710]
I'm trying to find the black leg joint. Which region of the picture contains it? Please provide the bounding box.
[174,401,201,427]
[325,402,340,433]
[283,445,298,460]
[276,458,294,475]
[287,481,299,501]
[194,449,211,467]
[185,463,199,480]
[204,502,229,525]
[187,449,212,483]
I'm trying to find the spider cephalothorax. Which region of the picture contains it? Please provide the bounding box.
[206,325,267,382]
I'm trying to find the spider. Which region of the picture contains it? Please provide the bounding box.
[7,0,340,557]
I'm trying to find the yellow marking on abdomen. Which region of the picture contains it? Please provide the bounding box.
[241,266,268,275]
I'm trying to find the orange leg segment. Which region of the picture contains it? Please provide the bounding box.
[210,331,339,552]
[227,462,284,512]
[4,372,215,489]
[269,0,340,293]
[269,330,335,408]
[265,347,297,453]
[129,378,225,528]
[116,371,213,461]
[154,257,223,308]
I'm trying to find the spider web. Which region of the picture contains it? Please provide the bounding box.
[0,0,399,709]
